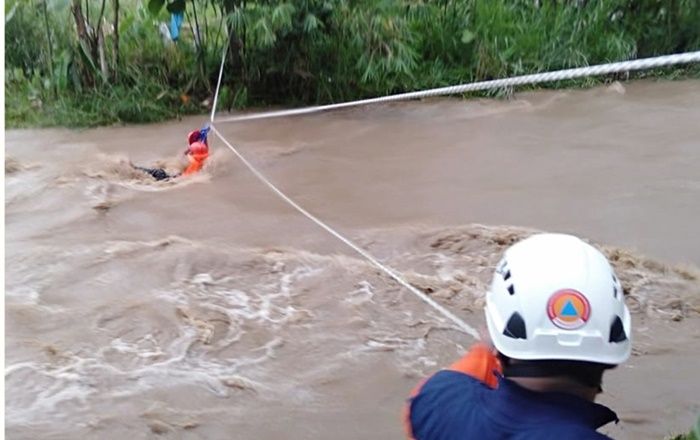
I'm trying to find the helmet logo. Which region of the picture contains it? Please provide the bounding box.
[547,289,591,330]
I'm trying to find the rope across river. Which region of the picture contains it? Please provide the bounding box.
[207,49,700,337]
[213,51,700,124]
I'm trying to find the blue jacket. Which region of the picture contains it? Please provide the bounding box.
[408,371,618,440]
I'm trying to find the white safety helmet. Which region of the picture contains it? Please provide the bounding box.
[484,233,631,365]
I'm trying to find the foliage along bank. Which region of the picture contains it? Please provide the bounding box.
[5,0,700,127]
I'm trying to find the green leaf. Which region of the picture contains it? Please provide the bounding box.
[253,18,276,48]
[228,8,246,32]
[147,0,165,16]
[303,13,321,33]
[233,86,248,109]
[77,41,98,74]
[166,0,186,14]
[54,50,72,90]
[47,0,71,12]
[120,10,135,32]
[461,29,475,44]
[77,41,106,84]
[271,3,294,32]
[5,3,18,24]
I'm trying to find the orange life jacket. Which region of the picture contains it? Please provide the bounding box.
[446,343,502,389]
[183,152,209,176]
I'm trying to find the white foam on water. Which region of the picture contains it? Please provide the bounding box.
[5,355,98,425]
[4,244,337,429]
[344,280,375,305]
[5,285,41,306]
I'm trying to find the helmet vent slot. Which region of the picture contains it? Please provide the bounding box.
[609,316,627,343]
[503,270,511,281]
[507,284,515,295]
[503,312,527,339]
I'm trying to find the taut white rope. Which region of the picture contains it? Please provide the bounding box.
[210,38,229,122]
[210,125,480,338]
[213,51,700,123]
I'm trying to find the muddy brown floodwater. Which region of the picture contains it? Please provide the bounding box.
[5,80,700,440]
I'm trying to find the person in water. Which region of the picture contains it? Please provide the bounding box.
[405,233,631,440]
[132,127,210,181]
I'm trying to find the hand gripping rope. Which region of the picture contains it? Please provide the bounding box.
[208,47,700,338]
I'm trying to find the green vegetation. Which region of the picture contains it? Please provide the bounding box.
[5,0,700,127]
[669,431,698,440]
[668,415,700,440]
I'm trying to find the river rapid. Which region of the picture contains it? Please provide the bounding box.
[5,80,700,439]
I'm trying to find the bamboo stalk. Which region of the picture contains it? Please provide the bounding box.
[71,0,93,86]
[185,9,200,51]
[41,0,56,96]
[113,0,120,81]
[98,26,108,80]
[94,0,108,80]
[203,0,210,49]
[192,0,202,51]
[95,0,107,38]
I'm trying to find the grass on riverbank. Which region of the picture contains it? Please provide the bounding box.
[8,66,699,129]
[669,431,698,440]
[5,71,201,128]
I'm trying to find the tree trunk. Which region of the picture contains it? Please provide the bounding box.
[72,0,89,43]
[223,0,244,76]
[98,29,108,80]
[95,0,107,40]
[113,0,120,81]
[191,0,202,51]
[41,0,56,96]
[95,0,108,80]
[71,0,94,86]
